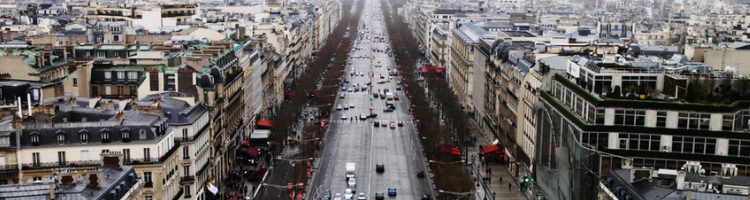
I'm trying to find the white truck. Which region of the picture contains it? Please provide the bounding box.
[345,163,356,179]
[385,92,394,100]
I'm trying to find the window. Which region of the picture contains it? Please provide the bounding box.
[33,177,42,182]
[101,130,110,143]
[723,114,734,131]
[57,132,66,145]
[79,131,88,144]
[656,111,667,127]
[121,129,130,142]
[73,78,78,87]
[619,133,660,151]
[128,72,138,80]
[581,132,608,148]
[144,172,153,188]
[117,72,125,79]
[0,136,9,147]
[32,152,40,166]
[139,129,147,139]
[728,140,750,157]
[92,86,99,96]
[145,196,153,200]
[113,35,120,42]
[183,129,188,138]
[184,185,191,198]
[672,136,716,154]
[104,72,111,80]
[144,148,150,160]
[110,26,120,32]
[129,86,137,96]
[183,146,189,159]
[105,86,111,95]
[117,85,123,95]
[678,112,711,130]
[614,109,646,126]
[123,149,130,162]
[57,151,66,165]
[183,166,190,177]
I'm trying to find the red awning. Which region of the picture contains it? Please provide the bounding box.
[483,144,501,154]
[257,120,273,127]
[246,147,259,157]
[440,146,461,156]
[285,92,296,96]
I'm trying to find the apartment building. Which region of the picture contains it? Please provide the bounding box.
[10,97,182,200]
[534,64,750,199]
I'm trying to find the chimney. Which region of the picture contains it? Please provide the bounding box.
[69,97,77,107]
[116,111,124,125]
[48,181,55,200]
[84,169,103,188]
[46,114,54,127]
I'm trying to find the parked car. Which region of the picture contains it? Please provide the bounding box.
[417,170,425,178]
[376,164,385,173]
[357,193,367,200]
[387,188,397,196]
[336,105,343,110]
[368,113,378,118]
[420,194,431,200]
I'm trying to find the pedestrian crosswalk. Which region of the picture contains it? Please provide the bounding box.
[327,120,415,124]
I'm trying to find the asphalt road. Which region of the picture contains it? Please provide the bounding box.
[308,0,433,199]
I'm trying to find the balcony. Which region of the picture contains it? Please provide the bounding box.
[180,175,195,183]
[144,182,153,188]
[124,141,181,165]
[0,164,18,171]
[22,160,99,170]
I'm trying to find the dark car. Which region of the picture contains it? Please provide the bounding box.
[368,113,378,118]
[388,188,397,196]
[383,107,394,112]
[417,170,425,178]
[376,164,385,173]
[421,194,431,200]
[375,193,384,200]
[374,121,380,127]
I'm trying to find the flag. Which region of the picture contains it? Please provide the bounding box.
[207,182,219,195]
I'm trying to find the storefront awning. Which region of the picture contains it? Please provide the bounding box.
[246,146,259,157]
[440,145,460,156]
[251,129,271,139]
[483,144,501,154]
[256,120,273,127]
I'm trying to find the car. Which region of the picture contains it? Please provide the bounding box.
[389,122,396,129]
[397,81,403,85]
[347,88,353,92]
[334,193,343,200]
[374,193,384,200]
[398,121,404,126]
[383,107,394,112]
[381,120,388,127]
[380,93,386,99]
[394,95,400,100]
[342,86,347,91]
[336,105,343,110]
[387,188,397,196]
[395,86,402,90]
[344,189,354,199]
[343,104,349,110]
[373,93,379,97]
[322,190,331,198]
[350,104,355,108]
[348,184,357,193]
[341,114,347,120]
[373,120,380,127]
[357,193,367,200]
[376,164,385,173]
[339,93,345,98]
[360,114,368,120]
[368,113,378,118]
[376,80,386,84]
[420,194,431,200]
[417,170,425,178]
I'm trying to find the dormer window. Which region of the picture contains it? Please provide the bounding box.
[79,130,89,144]
[30,132,40,146]
[101,129,110,143]
[121,128,131,142]
[56,131,66,145]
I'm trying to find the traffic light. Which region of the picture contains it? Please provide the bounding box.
[523,176,535,182]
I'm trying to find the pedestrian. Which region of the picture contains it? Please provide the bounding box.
[509,182,512,190]
[499,176,503,183]
[489,168,492,175]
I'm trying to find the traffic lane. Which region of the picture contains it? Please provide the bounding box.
[370,117,424,199]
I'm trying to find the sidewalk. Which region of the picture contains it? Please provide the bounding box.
[466,118,528,200]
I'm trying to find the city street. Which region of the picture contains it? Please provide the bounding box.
[308,0,433,199]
